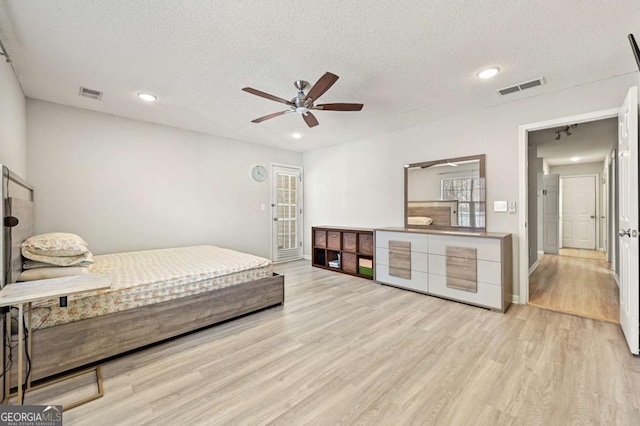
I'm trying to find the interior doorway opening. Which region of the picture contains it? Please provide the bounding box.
[526,118,619,322]
[518,108,622,314]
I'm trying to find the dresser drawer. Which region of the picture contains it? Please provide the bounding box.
[376,264,428,292]
[376,247,428,273]
[375,231,428,253]
[428,235,501,261]
[428,273,501,309]
[428,254,502,285]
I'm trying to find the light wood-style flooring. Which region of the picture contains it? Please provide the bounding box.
[529,254,619,323]
[559,248,607,261]
[19,260,640,425]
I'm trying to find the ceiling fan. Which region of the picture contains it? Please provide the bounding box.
[242,72,363,128]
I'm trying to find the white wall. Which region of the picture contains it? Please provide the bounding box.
[26,100,302,257]
[303,72,639,297]
[0,61,27,177]
[549,161,602,177]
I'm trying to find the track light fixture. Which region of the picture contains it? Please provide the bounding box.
[554,124,578,141]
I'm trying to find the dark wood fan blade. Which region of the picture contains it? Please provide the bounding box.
[242,87,293,106]
[303,112,319,128]
[251,110,290,123]
[314,103,363,111]
[304,72,339,102]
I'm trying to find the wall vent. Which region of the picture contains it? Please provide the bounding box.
[497,77,545,96]
[79,86,103,100]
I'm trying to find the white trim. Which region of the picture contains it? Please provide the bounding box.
[512,294,520,305]
[528,260,540,275]
[518,107,619,305]
[537,250,544,255]
[303,254,311,261]
[559,177,563,249]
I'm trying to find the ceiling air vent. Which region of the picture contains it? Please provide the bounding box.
[497,77,545,96]
[79,86,103,100]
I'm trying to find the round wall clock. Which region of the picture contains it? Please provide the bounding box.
[251,165,267,182]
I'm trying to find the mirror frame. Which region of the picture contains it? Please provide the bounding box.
[404,154,486,230]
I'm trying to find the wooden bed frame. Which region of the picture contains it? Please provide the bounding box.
[406,201,456,227]
[1,168,285,384]
[17,272,284,382]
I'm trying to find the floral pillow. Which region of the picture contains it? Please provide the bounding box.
[22,251,94,267]
[22,232,89,257]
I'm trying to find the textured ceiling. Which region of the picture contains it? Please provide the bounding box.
[531,118,617,166]
[0,1,638,152]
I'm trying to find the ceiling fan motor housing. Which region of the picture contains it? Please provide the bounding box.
[293,93,313,112]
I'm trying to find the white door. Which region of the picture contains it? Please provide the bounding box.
[618,86,639,355]
[543,174,560,254]
[562,175,597,249]
[271,165,303,263]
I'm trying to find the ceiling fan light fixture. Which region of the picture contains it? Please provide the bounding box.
[477,67,501,79]
[137,92,157,102]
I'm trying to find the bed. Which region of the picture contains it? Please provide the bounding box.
[1,167,284,384]
[18,245,284,382]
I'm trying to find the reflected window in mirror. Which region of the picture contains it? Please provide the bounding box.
[405,155,486,229]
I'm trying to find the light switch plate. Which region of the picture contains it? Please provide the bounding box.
[508,201,517,213]
[494,201,507,212]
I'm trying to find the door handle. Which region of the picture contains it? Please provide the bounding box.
[619,229,631,237]
[273,218,278,221]
[590,215,595,219]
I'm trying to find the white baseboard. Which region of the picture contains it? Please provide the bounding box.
[528,261,539,275]
[303,254,311,260]
[512,295,520,304]
[537,250,544,255]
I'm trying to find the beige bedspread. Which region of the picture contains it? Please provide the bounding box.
[30,245,272,329]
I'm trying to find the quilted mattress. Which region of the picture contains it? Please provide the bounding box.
[29,245,272,329]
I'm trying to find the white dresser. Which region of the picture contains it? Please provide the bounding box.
[375,228,512,312]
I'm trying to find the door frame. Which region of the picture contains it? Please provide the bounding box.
[270,163,304,263]
[559,174,600,250]
[518,108,619,304]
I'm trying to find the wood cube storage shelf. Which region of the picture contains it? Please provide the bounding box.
[312,226,374,279]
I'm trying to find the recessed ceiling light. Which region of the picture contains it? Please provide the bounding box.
[570,157,580,162]
[477,67,501,79]
[137,92,157,102]
[292,132,302,139]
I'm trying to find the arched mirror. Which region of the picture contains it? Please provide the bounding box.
[404,154,486,230]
